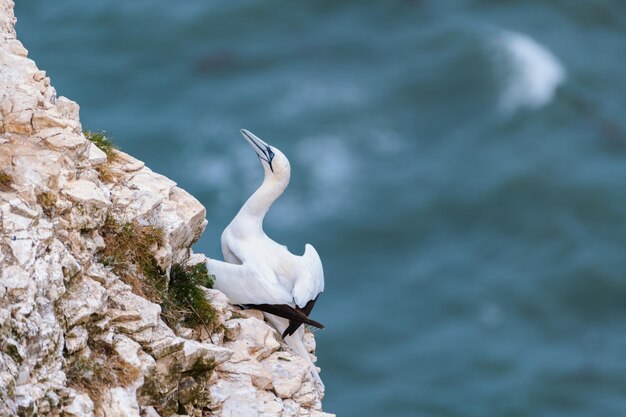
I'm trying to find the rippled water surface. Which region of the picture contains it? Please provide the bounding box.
[15,1,626,416]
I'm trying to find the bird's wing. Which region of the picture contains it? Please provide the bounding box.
[206,258,293,306]
[221,240,242,265]
[221,228,243,264]
[292,244,324,308]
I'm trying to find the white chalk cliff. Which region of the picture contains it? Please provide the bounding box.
[0,1,334,416]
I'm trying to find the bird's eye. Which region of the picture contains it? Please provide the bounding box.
[268,148,275,161]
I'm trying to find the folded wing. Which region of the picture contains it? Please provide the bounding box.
[292,244,324,308]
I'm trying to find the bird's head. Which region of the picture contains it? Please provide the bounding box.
[241,129,290,181]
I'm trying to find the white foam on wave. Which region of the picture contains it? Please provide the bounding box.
[493,30,565,114]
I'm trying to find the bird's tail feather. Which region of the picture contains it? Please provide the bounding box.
[243,303,324,330]
[282,296,320,337]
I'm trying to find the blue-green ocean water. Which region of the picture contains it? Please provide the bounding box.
[14,1,626,416]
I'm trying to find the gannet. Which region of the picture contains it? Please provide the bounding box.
[206,129,325,386]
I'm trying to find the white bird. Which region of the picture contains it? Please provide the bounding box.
[206,129,325,387]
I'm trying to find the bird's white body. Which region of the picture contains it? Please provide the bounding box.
[220,226,324,309]
[206,129,325,388]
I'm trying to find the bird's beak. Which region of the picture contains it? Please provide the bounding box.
[241,129,269,155]
[240,129,274,172]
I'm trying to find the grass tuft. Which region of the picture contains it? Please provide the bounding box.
[84,131,118,162]
[66,339,140,408]
[162,263,217,332]
[85,131,119,182]
[98,215,219,335]
[83,130,118,182]
[98,215,167,303]
[0,170,13,192]
[172,263,215,288]
[37,191,57,216]
[97,165,116,183]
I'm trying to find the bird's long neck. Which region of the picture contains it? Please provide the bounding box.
[236,174,288,233]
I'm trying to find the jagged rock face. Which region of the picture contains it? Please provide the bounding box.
[0,1,334,416]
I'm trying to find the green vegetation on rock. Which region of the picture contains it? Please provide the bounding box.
[84,130,118,161]
[98,215,218,333]
[98,215,167,303]
[66,339,140,407]
[85,131,119,182]
[163,263,217,332]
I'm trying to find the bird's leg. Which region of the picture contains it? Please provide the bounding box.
[264,314,325,391]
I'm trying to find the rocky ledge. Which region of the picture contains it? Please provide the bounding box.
[0,1,333,416]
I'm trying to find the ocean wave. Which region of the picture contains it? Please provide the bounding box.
[492,30,566,114]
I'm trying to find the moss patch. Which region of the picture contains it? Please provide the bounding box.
[98,215,167,303]
[186,356,216,378]
[0,170,13,192]
[162,263,218,332]
[66,339,140,407]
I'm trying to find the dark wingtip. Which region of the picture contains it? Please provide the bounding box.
[245,303,325,338]
[306,319,325,330]
[283,320,325,339]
